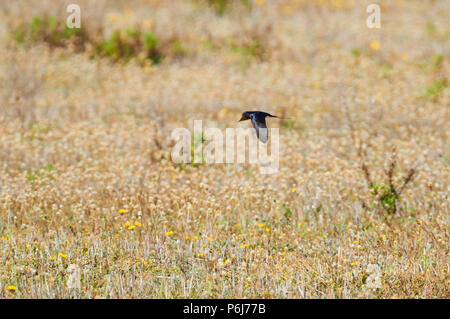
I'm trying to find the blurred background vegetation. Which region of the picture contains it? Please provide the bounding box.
[0,0,448,299]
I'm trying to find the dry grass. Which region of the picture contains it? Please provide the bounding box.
[0,0,449,298]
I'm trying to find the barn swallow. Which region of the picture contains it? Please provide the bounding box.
[239,111,280,143]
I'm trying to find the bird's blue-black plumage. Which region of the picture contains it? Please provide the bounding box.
[239,111,279,143]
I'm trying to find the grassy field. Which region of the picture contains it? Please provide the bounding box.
[0,0,448,298]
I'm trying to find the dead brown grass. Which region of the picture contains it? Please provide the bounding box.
[0,0,448,298]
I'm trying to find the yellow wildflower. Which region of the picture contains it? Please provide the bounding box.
[7,285,17,292]
[370,41,380,51]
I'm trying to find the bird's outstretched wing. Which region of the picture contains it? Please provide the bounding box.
[251,113,268,143]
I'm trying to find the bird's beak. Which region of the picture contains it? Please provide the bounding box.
[239,115,246,122]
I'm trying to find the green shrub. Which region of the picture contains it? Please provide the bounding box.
[13,14,88,51]
[11,16,176,65]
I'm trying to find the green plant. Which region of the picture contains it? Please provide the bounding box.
[351,48,361,57]
[425,21,436,36]
[282,204,293,224]
[422,79,448,101]
[281,119,295,130]
[143,31,163,63]
[94,28,166,64]
[362,149,415,215]
[29,16,44,41]
[171,39,188,57]
[26,164,54,182]
[231,40,264,59]
[13,14,88,51]
[11,16,171,64]
[99,31,121,58]
[432,54,444,69]
[205,0,250,15]
[230,38,267,71]
[191,132,207,167]
[368,182,398,214]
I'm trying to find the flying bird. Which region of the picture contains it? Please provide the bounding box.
[239,111,280,143]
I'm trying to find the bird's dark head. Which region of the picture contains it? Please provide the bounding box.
[239,112,251,121]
